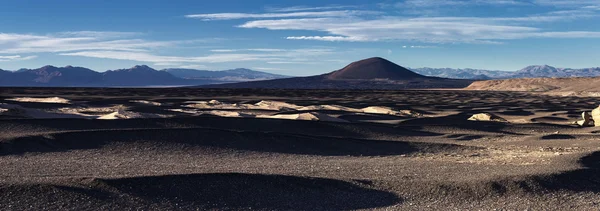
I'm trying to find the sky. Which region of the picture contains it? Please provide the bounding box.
[0,0,599,76]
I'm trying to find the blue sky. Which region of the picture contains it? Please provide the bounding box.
[0,0,599,76]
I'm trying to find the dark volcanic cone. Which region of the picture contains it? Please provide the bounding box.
[326,57,425,80]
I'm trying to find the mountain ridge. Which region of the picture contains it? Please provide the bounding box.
[0,65,289,87]
[202,57,474,89]
[411,65,600,79]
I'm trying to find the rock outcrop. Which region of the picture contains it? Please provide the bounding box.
[468,113,508,122]
[593,106,600,127]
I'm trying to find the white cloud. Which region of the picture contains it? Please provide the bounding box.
[0,55,37,62]
[210,48,286,52]
[390,0,529,8]
[265,5,358,12]
[0,32,189,54]
[286,36,367,41]
[534,0,600,7]
[185,10,379,21]
[238,14,600,43]
[59,48,336,65]
[178,64,208,69]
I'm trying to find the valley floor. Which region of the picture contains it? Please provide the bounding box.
[1,88,599,210]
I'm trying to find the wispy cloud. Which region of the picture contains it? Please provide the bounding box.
[534,0,600,7]
[388,0,529,8]
[210,48,286,52]
[236,8,600,43]
[185,10,378,21]
[265,5,358,12]
[0,31,189,54]
[0,55,37,62]
[59,48,337,66]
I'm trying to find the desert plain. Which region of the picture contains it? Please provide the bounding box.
[1,87,600,210]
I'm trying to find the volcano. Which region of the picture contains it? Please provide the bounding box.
[326,57,424,80]
[202,57,474,89]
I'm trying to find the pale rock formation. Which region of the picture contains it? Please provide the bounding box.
[468,113,508,122]
[592,106,600,127]
[6,97,71,104]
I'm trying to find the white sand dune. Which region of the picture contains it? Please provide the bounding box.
[298,104,362,112]
[185,100,302,111]
[0,103,90,119]
[182,100,422,120]
[361,106,422,117]
[170,109,255,118]
[98,110,169,120]
[258,112,349,123]
[5,97,71,104]
[130,100,162,106]
[254,100,302,111]
[204,110,255,118]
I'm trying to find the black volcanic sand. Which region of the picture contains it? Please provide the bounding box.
[1,88,600,210]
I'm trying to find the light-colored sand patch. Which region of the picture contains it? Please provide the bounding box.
[203,110,255,118]
[98,110,171,120]
[169,108,200,114]
[298,105,362,112]
[130,100,162,106]
[5,97,71,104]
[258,112,349,123]
[361,106,422,117]
[254,100,302,111]
[184,100,249,110]
[0,103,90,119]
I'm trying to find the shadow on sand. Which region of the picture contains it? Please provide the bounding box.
[0,173,402,210]
[529,151,600,193]
[0,127,476,156]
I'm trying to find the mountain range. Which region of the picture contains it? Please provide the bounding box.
[0,65,288,87]
[202,57,474,89]
[411,65,600,79]
[1,59,599,87]
[164,68,288,82]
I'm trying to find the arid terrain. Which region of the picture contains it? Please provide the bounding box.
[1,87,600,210]
[466,77,600,97]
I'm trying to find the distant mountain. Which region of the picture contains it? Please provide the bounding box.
[411,68,512,79]
[165,68,288,81]
[102,65,187,86]
[513,65,600,78]
[411,65,600,79]
[0,65,102,86]
[327,57,424,80]
[0,65,290,87]
[202,57,473,89]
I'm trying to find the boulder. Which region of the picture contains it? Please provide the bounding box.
[593,106,600,127]
[468,113,508,122]
[575,111,595,127]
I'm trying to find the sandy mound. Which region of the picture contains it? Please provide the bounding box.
[465,77,600,94]
[258,112,349,123]
[130,100,162,106]
[361,106,421,117]
[254,100,302,111]
[468,113,508,122]
[204,111,255,118]
[0,103,89,119]
[184,100,249,110]
[184,100,302,111]
[299,105,362,112]
[98,110,168,119]
[5,97,71,104]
